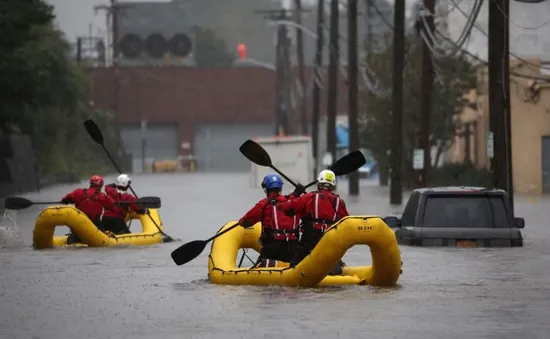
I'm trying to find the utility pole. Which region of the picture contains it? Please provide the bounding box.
[488,0,513,209]
[94,0,133,121]
[390,0,405,205]
[256,9,296,136]
[348,0,360,198]
[294,0,308,136]
[311,0,325,176]
[76,37,83,65]
[327,0,339,167]
[416,0,435,188]
[282,18,292,136]
[366,0,373,62]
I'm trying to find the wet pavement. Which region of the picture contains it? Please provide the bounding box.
[1,173,549,339]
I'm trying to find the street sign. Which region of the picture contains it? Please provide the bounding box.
[413,149,424,170]
[487,131,494,159]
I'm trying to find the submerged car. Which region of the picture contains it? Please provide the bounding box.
[383,186,525,247]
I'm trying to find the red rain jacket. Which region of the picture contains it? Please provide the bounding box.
[278,189,349,231]
[62,187,116,222]
[103,184,145,219]
[239,192,300,241]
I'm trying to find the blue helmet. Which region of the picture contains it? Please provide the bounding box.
[261,174,284,191]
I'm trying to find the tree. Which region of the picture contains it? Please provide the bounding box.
[0,0,54,131]
[0,0,124,180]
[194,27,235,67]
[360,33,478,187]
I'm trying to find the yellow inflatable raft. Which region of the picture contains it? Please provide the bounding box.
[32,206,165,249]
[208,215,402,287]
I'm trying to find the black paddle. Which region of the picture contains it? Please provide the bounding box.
[171,222,240,266]
[171,143,368,266]
[84,119,177,242]
[239,139,366,189]
[4,196,162,210]
[239,139,299,187]
[304,150,367,189]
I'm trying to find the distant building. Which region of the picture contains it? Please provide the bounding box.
[447,59,550,194]
[88,66,350,173]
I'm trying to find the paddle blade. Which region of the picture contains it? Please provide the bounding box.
[330,150,367,176]
[239,139,272,167]
[171,240,208,266]
[119,196,161,209]
[84,119,104,145]
[4,197,33,210]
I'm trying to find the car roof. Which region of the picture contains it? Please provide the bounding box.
[413,186,506,195]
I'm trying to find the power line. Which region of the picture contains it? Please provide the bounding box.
[365,0,394,29]
[443,0,550,72]
[255,9,298,136]
[490,0,550,30]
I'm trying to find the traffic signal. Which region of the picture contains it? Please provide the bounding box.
[237,43,246,60]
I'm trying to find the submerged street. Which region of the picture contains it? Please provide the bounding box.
[1,173,550,339]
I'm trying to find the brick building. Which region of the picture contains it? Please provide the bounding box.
[89,66,350,172]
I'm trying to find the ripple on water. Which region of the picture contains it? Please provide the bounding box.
[1,176,550,339]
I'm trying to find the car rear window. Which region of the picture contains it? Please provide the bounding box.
[422,195,510,228]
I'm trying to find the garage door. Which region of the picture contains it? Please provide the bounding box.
[194,123,275,172]
[119,123,178,173]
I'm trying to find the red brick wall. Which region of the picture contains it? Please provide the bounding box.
[88,67,350,154]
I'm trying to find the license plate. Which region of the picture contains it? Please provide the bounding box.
[457,240,477,248]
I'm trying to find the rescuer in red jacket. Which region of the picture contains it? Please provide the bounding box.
[238,174,306,268]
[103,174,148,235]
[61,175,116,244]
[278,169,349,274]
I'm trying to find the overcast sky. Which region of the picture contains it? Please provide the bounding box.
[48,0,549,63]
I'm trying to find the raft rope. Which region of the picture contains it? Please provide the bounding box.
[237,249,256,268]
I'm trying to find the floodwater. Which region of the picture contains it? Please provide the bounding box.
[1,173,549,339]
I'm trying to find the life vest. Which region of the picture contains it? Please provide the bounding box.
[260,195,299,241]
[75,188,104,221]
[303,191,341,231]
[104,186,140,219]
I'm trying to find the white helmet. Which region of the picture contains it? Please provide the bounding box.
[115,174,131,188]
[317,169,336,187]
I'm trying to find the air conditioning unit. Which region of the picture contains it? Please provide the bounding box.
[118,32,193,60]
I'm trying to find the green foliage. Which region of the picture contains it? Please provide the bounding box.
[428,163,492,188]
[194,27,235,68]
[0,0,124,180]
[360,33,478,187]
